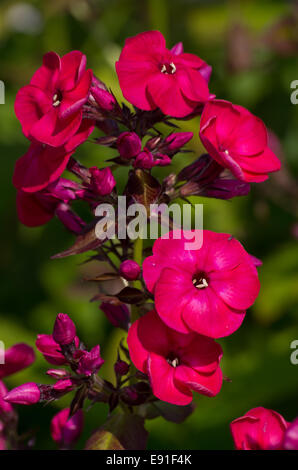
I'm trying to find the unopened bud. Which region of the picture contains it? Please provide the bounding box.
[117,132,142,159]
[114,360,130,376]
[4,382,40,405]
[52,314,76,346]
[119,260,140,281]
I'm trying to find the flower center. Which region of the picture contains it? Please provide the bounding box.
[52,90,62,107]
[167,352,180,368]
[192,273,209,289]
[160,62,176,74]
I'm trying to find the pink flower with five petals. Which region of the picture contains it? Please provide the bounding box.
[15,51,93,147]
[199,100,281,183]
[127,310,223,406]
[116,31,210,118]
[142,230,260,339]
[230,407,289,450]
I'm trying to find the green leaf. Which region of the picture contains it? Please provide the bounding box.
[85,412,148,450]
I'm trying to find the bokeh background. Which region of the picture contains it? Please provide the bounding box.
[0,0,298,450]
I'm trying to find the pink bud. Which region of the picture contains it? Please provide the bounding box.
[114,360,130,376]
[117,132,142,159]
[133,149,155,169]
[199,63,212,83]
[4,382,40,405]
[36,334,66,365]
[53,379,75,393]
[46,369,70,379]
[55,203,85,234]
[89,166,116,196]
[76,345,104,376]
[119,260,141,281]
[202,178,250,200]
[154,153,171,167]
[0,343,35,379]
[91,86,116,111]
[100,302,130,330]
[283,418,298,450]
[53,314,76,346]
[165,132,193,151]
[120,382,151,406]
[51,408,84,447]
[171,41,184,55]
[0,381,13,414]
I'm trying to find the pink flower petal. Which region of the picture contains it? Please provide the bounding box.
[118,31,166,61]
[175,53,206,69]
[154,267,194,334]
[16,190,54,227]
[181,286,245,338]
[147,73,196,117]
[13,144,71,193]
[127,320,149,373]
[143,232,197,293]
[148,353,193,406]
[127,310,170,372]
[231,407,288,450]
[59,69,93,119]
[236,147,281,174]
[174,364,223,397]
[30,108,82,147]
[30,51,61,92]
[14,85,51,138]
[179,335,223,374]
[58,51,87,91]
[210,261,260,310]
[228,112,267,157]
[116,59,157,110]
[176,67,210,103]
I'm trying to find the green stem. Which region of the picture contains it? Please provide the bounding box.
[131,236,144,323]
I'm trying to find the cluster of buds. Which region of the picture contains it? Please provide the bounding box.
[114,131,193,170]
[0,343,35,449]
[1,313,159,449]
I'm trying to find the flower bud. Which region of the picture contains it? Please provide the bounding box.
[4,382,40,405]
[36,334,66,365]
[171,41,184,55]
[199,63,212,83]
[100,302,130,330]
[133,149,155,169]
[114,359,130,376]
[52,313,76,346]
[55,203,85,234]
[76,345,104,376]
[91,86,116,111]
[145,136,162,151]
[53,379,75,393]
[120,382,151,406]
[89,166,116,196]
[165,132,193,151]
[46,369,69,379]
[154,153,171,167]
[283,418,298,450]
[0,343,35,379]
[0,381,13,414]
[117,132,142,159]
[201,178,250,200]
[119,260,140,281]
[51,408,84,447]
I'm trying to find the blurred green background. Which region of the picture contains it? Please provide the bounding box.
[0,0,298,450]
